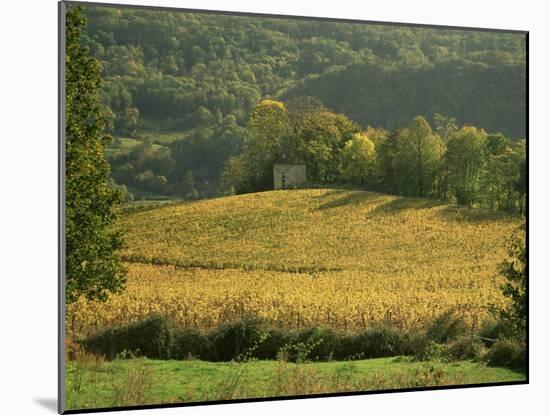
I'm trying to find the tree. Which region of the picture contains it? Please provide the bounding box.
[182,170,199,199]
[515,139,527,215]
[398,116,443,197]
[481,133,510,210]
[499,143,523,213]
[247,99,289,158]
[376,126,403,194]
[433,113,458,141]
[223,100,290,193]
[116,107,140,137]
[65,6,126,303]
[497,231,526,339]
[299,110,358,182]
[445,126,487,206]
[340,132,376,184]
[285,96,325,162]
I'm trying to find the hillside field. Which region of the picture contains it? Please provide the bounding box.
[67,189,523,337]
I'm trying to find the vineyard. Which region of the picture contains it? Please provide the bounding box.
[67,189,524,338]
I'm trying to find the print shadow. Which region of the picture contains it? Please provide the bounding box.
[34,398,57,413]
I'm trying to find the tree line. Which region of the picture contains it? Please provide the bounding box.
[223,99,526,215]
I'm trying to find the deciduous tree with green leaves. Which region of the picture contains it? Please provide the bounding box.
[398,116,443,197]
[65,6,126,303]
[445,126,487,206]
[492,230,526,340]
[340,132,376,184]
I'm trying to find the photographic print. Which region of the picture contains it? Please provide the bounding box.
[59,1,527,412]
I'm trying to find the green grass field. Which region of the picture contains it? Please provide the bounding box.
[66,356,525,410]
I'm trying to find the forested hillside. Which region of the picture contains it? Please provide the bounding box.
[79,6,526,201]
[284,61,525,137]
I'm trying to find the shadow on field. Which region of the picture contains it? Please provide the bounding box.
[436,205,520,224]
[313,188,521,224]
[316,189,385,210]
[366,197,446,217]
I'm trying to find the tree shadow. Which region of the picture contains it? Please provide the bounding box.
[315,189,386,210]
[436,205,521,224]
[313,188,523,225]
[366,196,446,217]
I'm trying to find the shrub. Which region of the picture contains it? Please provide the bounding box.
[478,318,514,347]
[80,316,493,364]
[294,328,341,361]
[207,317,270,361]
[446,336,485,361]
[413,341,448,361]
[347,325,406,359]
[485,338,526,371]
[401,330,429,358]
[79,315,172,360]
[254,328,295,360]
[426,312,467,344]
[171,328,211,360]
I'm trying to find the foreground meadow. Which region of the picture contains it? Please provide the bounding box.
[68,189,523,337]
[66,355,524,409]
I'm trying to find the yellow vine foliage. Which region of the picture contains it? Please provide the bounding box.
[67,189,523,338]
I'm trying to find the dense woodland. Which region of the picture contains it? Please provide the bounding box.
[80,6,526,211]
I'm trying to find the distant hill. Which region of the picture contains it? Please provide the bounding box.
[283,61,525,138]
[80,5,526,138]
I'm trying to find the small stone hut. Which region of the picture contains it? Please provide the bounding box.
[273,163,306,190]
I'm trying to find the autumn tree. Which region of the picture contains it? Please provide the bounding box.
[65,6,126,303]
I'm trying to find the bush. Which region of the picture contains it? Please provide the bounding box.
[446,336,485,361]
[426,312,467,344]
[291,328,342,361]
[254,328,295,360]
[478,319,514,347]
[207,317,270,361]
[171,328,211,360]
[401,330,429,358]
[79,315,173,360]
[345,325,406,359]
[80,316,492,364]
[412,341,448,361]
[485,338,526,371]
